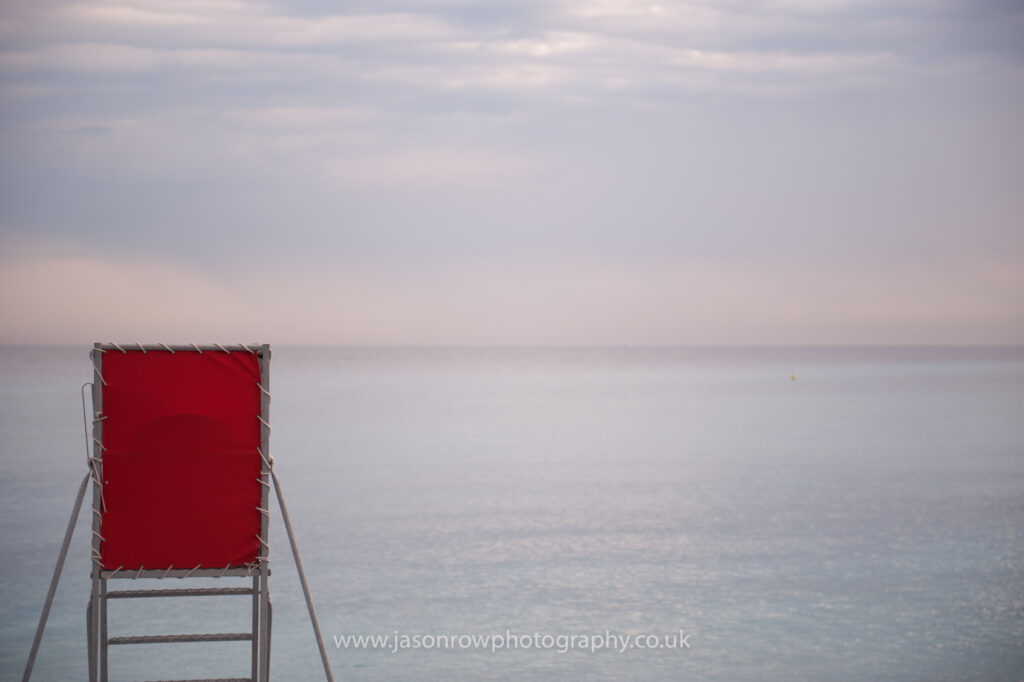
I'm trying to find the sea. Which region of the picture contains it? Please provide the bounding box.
[1,346,1022,681]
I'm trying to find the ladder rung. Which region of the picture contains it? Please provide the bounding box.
[138,675,251,679]
[108,633,253,645]
[107,587,254,599]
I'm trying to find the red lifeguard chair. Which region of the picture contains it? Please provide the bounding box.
[23,344,334,682]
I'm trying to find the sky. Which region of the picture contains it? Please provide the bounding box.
[1,0,1022,345]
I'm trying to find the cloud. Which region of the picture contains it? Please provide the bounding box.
[0,244,259,344]
[4,0,1004,97]
[63,3,213,29]
[47,1,460,47]
[3,238,1022,345]
[1,0,1022,344]
[320,147,539,187]
[0,42,315,74]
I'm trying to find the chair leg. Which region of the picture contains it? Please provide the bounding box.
[99,578,108,682]
[86,600,95,682]
[272,473,334,682]
[21,472,90,682]
[252,575,260,681]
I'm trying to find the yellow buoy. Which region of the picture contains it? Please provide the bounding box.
[790,373,796,381]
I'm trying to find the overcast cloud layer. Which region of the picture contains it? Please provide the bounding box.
[1,0,1022,344]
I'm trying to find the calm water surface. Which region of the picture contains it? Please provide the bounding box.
[1,347,1022,681]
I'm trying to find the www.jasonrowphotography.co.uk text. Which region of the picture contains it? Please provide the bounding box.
[333,630,693,654]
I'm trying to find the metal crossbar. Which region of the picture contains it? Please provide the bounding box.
[142,675,251,679]
[141,678,251,682]
[108,633,253,645]
[96,343,261,353]
[107,588,254,599]
[103,568,255,579]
